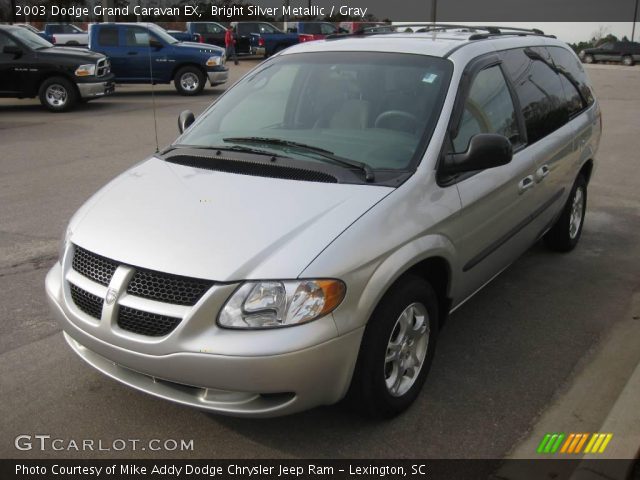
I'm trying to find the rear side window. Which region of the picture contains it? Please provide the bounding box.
[194,23,222,34]
[547,46,595,108]
[237,24,255,35]
[500,48,569,144]
[452,65,520,152]
[124,26,150,47]
[97,26,119,46]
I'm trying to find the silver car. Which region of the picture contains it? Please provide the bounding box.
[46,26,601,418]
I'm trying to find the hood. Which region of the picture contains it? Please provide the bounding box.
[38,46,103,62]
[175,41,224,55]
[70,157,392,281]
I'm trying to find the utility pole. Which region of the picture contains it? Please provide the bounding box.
[9,0,16,23]
[431,0,437,24]
[283,0,289,30]
[633,0,639,41]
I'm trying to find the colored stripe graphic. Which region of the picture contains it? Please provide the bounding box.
[541,433,614,455]
[537,433,567,454]
[537,434,552,453]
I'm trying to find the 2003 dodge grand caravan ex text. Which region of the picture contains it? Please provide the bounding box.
[46,25,601,418]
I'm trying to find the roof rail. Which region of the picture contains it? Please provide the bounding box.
[326,24,555,40]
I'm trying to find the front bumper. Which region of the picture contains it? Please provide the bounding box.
[207,67,228,85]
[76,78,115,99]
[45,261,363,417]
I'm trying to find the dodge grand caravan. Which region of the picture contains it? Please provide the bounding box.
[46,25,601,418]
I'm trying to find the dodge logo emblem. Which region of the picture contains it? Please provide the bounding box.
[105,288,118,306]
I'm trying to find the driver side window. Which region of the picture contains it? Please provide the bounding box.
[453,65,520,153]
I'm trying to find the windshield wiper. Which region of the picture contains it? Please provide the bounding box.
[166,143,287,158]
[223,136,375,182]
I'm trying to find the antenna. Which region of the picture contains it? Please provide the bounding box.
[146,23,160,153]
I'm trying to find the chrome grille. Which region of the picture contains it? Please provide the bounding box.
[69,284,103,320]
[96,58,110,77]
[117,307,181,337]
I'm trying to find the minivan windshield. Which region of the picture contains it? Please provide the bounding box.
[178,52,452,174]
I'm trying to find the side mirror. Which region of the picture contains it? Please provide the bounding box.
[178,110,195,134]
[3,45,23,57]
[442,134,513,174]
[149,39,163,49]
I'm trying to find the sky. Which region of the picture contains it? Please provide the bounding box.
[394,23,637,44]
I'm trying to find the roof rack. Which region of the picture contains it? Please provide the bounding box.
[327,24,555,40]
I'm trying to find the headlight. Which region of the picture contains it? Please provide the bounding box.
[218,280,346,329]
[75,64,96,77]
[205,56,222,67]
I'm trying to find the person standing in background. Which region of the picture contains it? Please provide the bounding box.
[225,26,239,65]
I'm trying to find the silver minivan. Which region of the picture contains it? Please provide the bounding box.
[46,25,601,418]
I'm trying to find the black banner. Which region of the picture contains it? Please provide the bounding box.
[1,0,639,23]
[2,459,639,480]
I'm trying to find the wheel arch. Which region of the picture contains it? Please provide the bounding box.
[36,72,80,100]
[344,234,457,336]
[580,158,594,184]
[171,62,207,81]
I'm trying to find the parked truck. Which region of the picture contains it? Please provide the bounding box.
[89,23,227,95]
[44,23,89,46]
[288,22,341,42]
[231,22,299,57]
[177,22,227,48]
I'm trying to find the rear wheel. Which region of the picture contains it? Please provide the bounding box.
[347,274,438,418]
[174,66,205,96]
[544,174,587,252]
[622,55,634,66]
[38,76,78,112]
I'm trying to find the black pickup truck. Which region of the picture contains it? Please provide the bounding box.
[580,41,640,66]
[0,25,114,112]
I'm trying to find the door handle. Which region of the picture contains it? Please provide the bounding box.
[518,175,535,194]
[535,165,550,182]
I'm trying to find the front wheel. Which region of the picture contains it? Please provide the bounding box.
[544,174,587,252]
[347,274,438,418]
[622,55,634,66]
[174,66,205,96]
[583,54,595,64]
[38,76,78,112]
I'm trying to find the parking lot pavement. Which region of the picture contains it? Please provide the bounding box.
[1,61,639,460]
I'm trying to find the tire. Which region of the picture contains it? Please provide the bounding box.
[622,55,634,66]
[38,76,78,112]
[544,174,587,252]
[347,274,439,418]
[174,66,205,96]
[583,54,595,64]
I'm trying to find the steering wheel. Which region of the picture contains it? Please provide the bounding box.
[374,110,419,134]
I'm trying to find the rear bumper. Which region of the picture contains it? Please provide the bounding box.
[251,46,266,56]
[77,79,115,99]
[207,67,228,85]
[45,262,363,417]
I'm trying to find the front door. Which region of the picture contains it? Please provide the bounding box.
[0,31,21,94]
[446,59,541,302]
